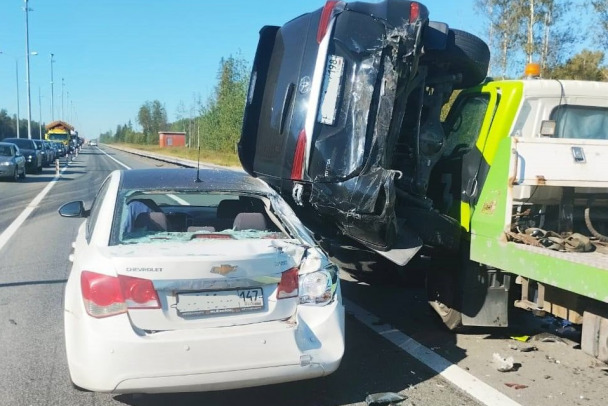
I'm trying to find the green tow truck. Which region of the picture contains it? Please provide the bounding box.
[424,64,608,362]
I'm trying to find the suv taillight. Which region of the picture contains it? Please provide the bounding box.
[291,129,307,180]
[317,1,342,43]
[410,2,421,23]
[80,271,160,318]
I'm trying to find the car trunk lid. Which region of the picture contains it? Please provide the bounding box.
[103,239,307,331]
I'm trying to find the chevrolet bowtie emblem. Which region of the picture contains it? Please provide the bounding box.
[211,264,238,276]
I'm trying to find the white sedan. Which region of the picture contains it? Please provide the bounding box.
[59,167,345,394]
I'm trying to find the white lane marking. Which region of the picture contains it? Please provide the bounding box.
[98,148,131,169]
[0,164,71,252]
[343,298,522,406]
[167,194,190,205]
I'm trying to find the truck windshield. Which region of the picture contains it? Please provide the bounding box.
[552,105,608,140]
[47,134,68,142]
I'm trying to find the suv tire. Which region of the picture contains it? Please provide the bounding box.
[423,28,490,89]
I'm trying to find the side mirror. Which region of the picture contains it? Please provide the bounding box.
[58,201,89,218]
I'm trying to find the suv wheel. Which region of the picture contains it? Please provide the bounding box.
[422,28,490,89]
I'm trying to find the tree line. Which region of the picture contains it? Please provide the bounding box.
[101,55,248,155]
[0,109,45,140]
[477,0,608,79]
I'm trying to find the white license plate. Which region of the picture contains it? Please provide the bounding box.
[176,288,264,315]
[318,54,344,125]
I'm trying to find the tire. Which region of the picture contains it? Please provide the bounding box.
[19,166,26,179]
[12,165,19,182]
[422,28,490,89]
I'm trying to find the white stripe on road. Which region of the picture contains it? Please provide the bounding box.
[98,148,131,169]
[0,163,71,252]
[343,298,523,406]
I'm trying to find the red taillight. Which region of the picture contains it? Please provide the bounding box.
[119,275,161,309]
[81,271,127,318]
[277,267,299,299]
[80,271,160,318]
[410,2,420,23]
[291,129,307,180]
[317,1,339,43]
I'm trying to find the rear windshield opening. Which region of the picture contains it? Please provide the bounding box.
[114,191,289,245]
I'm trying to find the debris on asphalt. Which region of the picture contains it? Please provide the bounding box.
[518,345,538,352]
[531,332,567,344]
[365,392,407,405]
[510,335,530,342]
[505,382,528,390]
[493,353,516,372]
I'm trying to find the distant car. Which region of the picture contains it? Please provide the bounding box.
[43,140,57,163]
[239,0,489,257]
[0,142,26,181]
[1,138,42,173]
[58,167,344,394]
[53,141,66,157]
[33,139,52,167]
[89,140,98,146]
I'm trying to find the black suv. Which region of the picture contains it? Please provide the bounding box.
[240,0,489,263]
[1,138,43,173]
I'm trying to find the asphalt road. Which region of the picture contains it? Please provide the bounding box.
[0,145,606,406]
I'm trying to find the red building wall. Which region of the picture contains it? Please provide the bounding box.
[159,132,186,147]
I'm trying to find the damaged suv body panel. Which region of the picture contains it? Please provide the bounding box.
[240,0,489,262]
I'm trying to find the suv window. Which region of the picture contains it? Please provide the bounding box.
[552,105,608,140]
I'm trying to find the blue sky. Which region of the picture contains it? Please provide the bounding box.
[1,0,486,139]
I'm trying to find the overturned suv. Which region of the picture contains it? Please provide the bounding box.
[240,0,490,264]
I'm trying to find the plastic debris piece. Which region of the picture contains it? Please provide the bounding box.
[519,345,538,352]
[365,392,407,406]
[510,335,530,342]
[505,383,528,390]
[493,353,515,372]
[532,332,566,343]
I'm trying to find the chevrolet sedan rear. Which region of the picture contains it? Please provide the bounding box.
[59,168,344,394]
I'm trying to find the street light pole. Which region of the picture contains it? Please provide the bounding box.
[24,0,33,139]
[50,53,55,121]
[61,77,65,120]
[38,87,43,139]
[15,60,21,138]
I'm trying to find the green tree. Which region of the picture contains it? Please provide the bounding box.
[476,0,576,78]
[137,100,168,144]
[545,50,608,80]
[200,55,249,152]
[592,1,608,49]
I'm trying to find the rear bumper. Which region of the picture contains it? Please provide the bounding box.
[65,298,345,394]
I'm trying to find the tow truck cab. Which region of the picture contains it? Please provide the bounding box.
[426,65,608,362]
